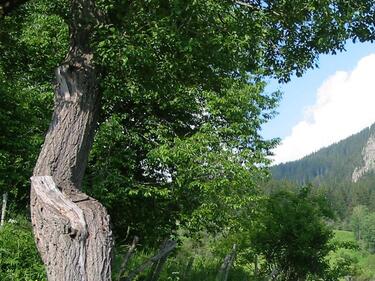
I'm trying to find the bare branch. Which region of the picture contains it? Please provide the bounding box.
[216,244,237,281]
[123,240,177,281]
[235,1,256,9]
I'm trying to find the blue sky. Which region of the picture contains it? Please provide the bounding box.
[262,41,375,163]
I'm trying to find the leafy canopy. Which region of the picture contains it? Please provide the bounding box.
[2,0,375,243]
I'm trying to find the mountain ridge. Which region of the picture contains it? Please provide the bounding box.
[271,123,375,184]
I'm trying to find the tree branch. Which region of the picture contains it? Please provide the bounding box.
[235,1,256,9]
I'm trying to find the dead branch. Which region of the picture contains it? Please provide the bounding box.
[117,236,139,281]
[123,240,177,281]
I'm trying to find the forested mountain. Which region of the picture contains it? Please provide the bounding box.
[271,123,375,184]
[270,123,375,218]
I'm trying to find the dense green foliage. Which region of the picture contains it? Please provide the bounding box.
[250,186,336,280]
[0,217,46,281]
[86,79,278,243]
[270,126,375,279]
[351,205,369,240]
[331,230,375,280]
[349,205,375,254]
[0,1,67,211]
[84,0,375,242]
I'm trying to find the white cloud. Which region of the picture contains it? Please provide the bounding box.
[273,54,375,164]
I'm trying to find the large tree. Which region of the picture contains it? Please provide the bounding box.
[1,0,375,280]
[29,0,113,280]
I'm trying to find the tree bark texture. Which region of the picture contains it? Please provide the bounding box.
[30,0,113,280]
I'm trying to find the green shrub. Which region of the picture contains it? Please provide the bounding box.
[0,216,46,281]
[250,186,337,280]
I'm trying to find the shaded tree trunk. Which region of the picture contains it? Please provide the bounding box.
[1,192,7,227]
[30,0,113,280]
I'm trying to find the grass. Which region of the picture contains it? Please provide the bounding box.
[334,230,356,242]
[112,242,252,281]
[331,230,375,280]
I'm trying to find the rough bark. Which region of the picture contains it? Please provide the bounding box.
[30,0,113,280]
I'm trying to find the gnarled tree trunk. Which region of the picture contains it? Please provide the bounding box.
[30,0,113,280]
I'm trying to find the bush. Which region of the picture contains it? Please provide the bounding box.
[0,216,46,281]
[250,186,336,280]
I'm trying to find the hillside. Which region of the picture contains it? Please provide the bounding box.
[271,123,375,184]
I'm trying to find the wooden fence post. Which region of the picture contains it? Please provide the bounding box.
[1,192,8,227]
[182,256,194,281]
[122,239,177,281]
[117,236,139,281]
[216,244,236,281]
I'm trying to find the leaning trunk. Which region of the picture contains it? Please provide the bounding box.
[30,0,113,280]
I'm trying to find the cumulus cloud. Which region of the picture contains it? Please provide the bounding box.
[273,54,375,164]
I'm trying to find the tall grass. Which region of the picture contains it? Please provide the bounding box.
[0,216,46,281]
[112,249,251,281]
